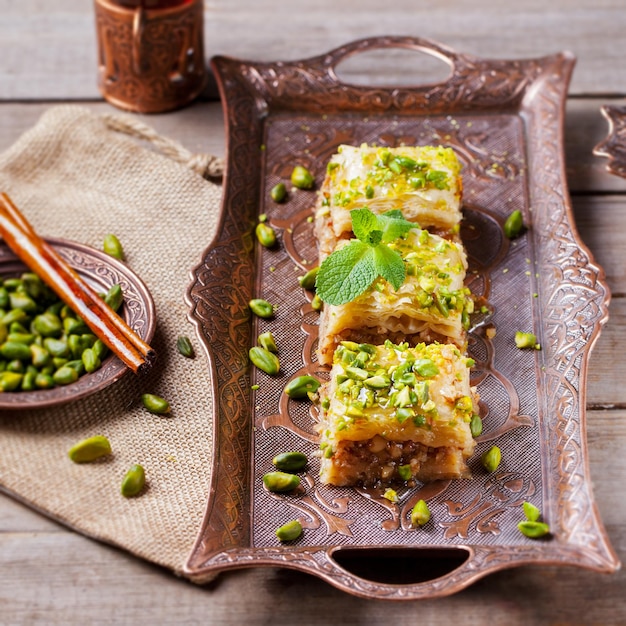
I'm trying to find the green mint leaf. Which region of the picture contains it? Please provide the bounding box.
[351,208,380,242]
[381,209,403,219]
[373,246,405,290]
[366,229,383,246]
[316,241,377,305]
[378,210,415,244]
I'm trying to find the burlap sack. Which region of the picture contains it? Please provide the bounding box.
[0,105,224,575]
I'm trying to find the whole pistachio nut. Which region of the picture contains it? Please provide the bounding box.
[68,435,112,463]
[176,335,195,358]
[248,298,274,319]
[275,519,303,542]
[291,165,315,190]
[262,471,300,492]
[517,520,550,539]
[121,464,146,497]
[249,346,280,376]
[270,182,287,203]
[141,393,171,415]
[272,451,308,472]
[283,375,321,399]
[481,445,502,473]
[104,284,124,312]
[297,266,319,290]
[504,209,524,239]
[255,222,277,248]
[103,233,125,260]
[410,499,431,527]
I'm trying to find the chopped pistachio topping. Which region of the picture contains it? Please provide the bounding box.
[330,340,474,428]
[328,145,458,208]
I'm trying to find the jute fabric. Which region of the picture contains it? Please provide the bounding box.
[0,105,224,575]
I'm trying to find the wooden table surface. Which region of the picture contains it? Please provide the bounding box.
[1,1,625,623]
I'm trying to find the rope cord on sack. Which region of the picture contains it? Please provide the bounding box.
[101,113,225,179]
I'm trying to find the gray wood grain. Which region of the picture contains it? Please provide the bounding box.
[0,1,625,99]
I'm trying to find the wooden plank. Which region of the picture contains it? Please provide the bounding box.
[1,99,625,193]
[1,1,625,100]
[0,486,623,624]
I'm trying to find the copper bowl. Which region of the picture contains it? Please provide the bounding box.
[0,238,155,409]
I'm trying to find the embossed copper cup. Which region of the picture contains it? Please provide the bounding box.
[94,0,206,113]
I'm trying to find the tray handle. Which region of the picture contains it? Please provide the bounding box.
[311,36,465,87]
[318,545,489,600]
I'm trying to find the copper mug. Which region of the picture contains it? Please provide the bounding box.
[94,0,206,113]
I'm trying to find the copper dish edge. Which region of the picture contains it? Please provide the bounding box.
[183,37,620,600]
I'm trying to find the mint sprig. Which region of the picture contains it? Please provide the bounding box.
[316,208,414,305]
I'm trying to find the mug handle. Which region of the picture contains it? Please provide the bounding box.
[131,6,146,75]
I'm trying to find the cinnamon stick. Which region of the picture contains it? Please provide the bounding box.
[0,193,155,374]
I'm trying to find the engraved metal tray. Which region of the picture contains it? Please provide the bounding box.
[183,37,620,599]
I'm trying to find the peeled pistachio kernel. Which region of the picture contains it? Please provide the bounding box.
[9,292,37,313]
[258,331,278,353]
[522,501,541,522]
[517,520,550,539]
[504,209,524,239]
[7,332,35,345]
[176,335,195,358]
[53,365,79,386]
[141,393,171,415]
[68,334,83,360]
[32,312,63,337]
[270,182,287,203]
[249,346,280,376]
[255,222,277,248]
[92,339,109,360]
[6,359,24,373]
[275,519,303,542]
[298,266,319,290]
[34,373,55,389]
[256,222,277,246]
[0,341,32,361]
[397,464,412,481]
[470,414,483,438]
[103,233,125,260]
[310,294,323,311]
[262,471,300,492]
[21,370,37,391]
[104,284,124,312]
[410,499,431,527]
[64,316,89,336]
[291,165,315,189]
[44,337,69,358]
[272,451,308,472]
[68,435,112,463]
[121,464,146,497]
[283,375,321,399]
[0,371,23,391]
[248,298,274,319]
[481,445,501,473]
[82,347,101,374]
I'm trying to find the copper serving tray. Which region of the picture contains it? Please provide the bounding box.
[183,37,620,600]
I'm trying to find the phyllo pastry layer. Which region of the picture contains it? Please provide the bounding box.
[318,340,478,486]
[317,227,473,366]
[315,144,463,258]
